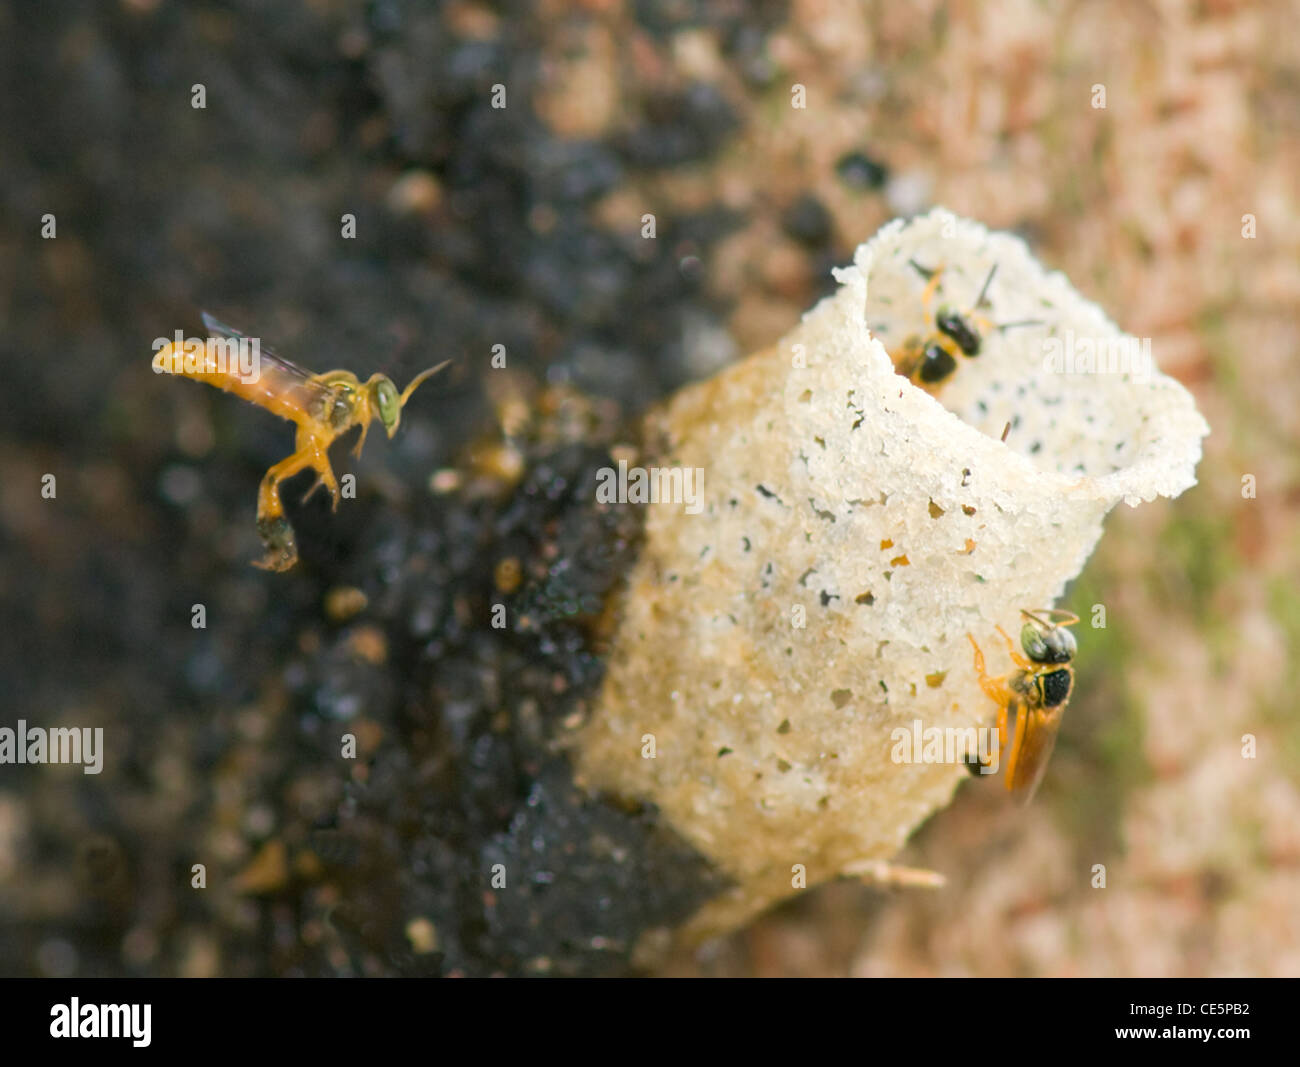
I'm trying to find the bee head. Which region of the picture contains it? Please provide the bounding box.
[1019,614,1077,664]
[935,307,982,357]
[370,362,450,438]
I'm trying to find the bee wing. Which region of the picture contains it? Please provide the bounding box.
[199,311,336,414]
[200,310,250,342]
[1006,701,1064,803]
[201,312,321,380]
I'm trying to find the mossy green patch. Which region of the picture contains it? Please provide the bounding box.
[1046,564,1152,858]
[1149,507,1239,671]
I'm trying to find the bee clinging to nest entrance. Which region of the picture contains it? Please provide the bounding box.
[888,260,1041,393]
[966,609,1080,802]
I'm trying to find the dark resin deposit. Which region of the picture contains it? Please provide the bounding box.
[257,394,725,976]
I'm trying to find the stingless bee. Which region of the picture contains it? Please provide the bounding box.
[156,312,449,571]
[889,261,1039,393]
[966,609,1079,802]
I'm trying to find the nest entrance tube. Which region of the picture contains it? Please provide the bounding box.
[574,209,1210,940]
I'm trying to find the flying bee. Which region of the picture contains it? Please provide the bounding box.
[889,261,1038,393]
[155,312,449,571]
[966,609,1079,802]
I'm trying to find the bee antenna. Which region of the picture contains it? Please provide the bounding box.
[995,318,1045,332]
[399,360,452,408]
[907,258,937,280]
[1021,608,1079,629]
[972,263,999,310]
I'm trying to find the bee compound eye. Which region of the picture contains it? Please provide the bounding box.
[376,380,401,424]
[1021,623,1049,661]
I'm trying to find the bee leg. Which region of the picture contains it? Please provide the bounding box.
[996,624,1033,670]
[967,633,1014,705]
[299,457,340,511]
[253,446,327,569]
[966,696,1009,780]
[250,444,338,569]
[257,449,314,523]
[352,422,369,459]
[287,426,341,511]
[918,263,946,317]
[968,633,1015,779]
[972,690,1027,793]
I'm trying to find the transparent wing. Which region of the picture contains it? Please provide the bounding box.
[1008,701,1063,803]
[199,311,335,413]
[201,311,321,381]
